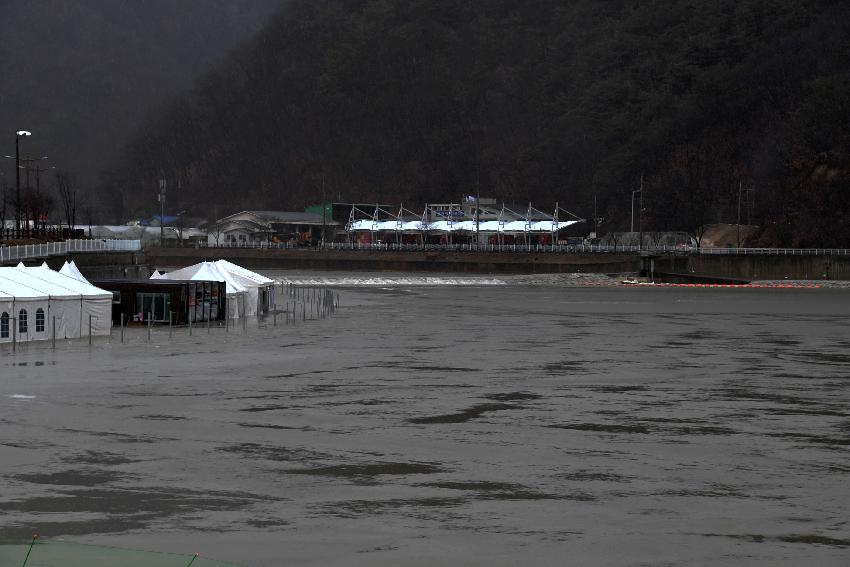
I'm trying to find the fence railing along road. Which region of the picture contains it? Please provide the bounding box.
[7,239,844,261]
[0,239,141,264]
[196,241,850,256]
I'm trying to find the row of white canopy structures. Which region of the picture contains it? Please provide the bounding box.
[346,205,585,240]
[0,261,112,344]
[151,259,275,319]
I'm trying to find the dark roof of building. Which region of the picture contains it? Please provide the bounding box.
[220,210,339,226]
[90,279,224,286]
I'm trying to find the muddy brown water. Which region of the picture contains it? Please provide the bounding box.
[1,277,849,566]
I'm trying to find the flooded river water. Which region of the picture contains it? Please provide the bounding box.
[1,275,848,566]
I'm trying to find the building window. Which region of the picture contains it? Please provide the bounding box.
[18,309,28,334]
[112,291,122,304]
[0,313,8,338]
[36,308,45,333]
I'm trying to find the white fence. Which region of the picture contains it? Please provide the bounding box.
[180,240,850,256]
[0,239,141,264]
[693,247,850,256]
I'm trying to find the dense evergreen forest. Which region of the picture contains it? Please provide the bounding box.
[103,0,850,246]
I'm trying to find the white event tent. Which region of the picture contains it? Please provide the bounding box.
[155,261,274,319]
[0,264,112,344]
[213,259,276,310]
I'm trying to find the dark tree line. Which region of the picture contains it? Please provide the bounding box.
[100,0,850,246]
[0,168,83,241]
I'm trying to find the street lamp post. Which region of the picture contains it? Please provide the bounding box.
[638,175,644,251]
[630,188,641,232]
[15,131,31,235]
[630,175,644,250]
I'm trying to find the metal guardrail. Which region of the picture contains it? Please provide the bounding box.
[198,241,667,253]
[185,241,850,256]
[693,247,850,256]
[0,239,141,264]
[319,242,656,253]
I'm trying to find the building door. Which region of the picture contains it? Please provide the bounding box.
[136,292,171,322]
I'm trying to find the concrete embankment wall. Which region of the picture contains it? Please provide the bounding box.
[146,248,641,275]
[23,246,848,280]
[649,254,850,281]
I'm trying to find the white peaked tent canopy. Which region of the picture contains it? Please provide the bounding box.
[0,265,112,343]
[154,260,275,319]
[214,260,274,285]
[213,259,276,311]
[157,261,248,319]
[59,260,91,284]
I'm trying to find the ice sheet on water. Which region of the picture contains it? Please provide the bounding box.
[266,270,621,287]
[275,275,508,287]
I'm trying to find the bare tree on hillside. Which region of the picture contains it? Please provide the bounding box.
[208,206,222,246]
[56,170,79,233]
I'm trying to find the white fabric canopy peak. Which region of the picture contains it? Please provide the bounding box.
[59,260,91,284]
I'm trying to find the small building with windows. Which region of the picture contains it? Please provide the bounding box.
[91,279,227,326]
[207,210,339,246]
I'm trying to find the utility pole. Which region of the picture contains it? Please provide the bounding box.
[737,180,742,249]
[18,155,47,236]
[736,181,755,248]
[475,168,481,249]
[158,178,166,247]
[593,195,604,238]
[320,173,326,248]
[631,182,643,234]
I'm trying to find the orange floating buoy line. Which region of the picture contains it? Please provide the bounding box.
[637,282,822,289]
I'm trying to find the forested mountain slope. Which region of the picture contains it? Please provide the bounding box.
[0,0,281,189]
[105,0,850,246]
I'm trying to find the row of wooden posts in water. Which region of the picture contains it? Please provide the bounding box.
[116,284,341,343]
[4,314,99,353]
[2,285,342,350]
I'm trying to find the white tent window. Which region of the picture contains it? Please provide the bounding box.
[0,313,8,338]
[19,309,28,334]
[36,308,45,333]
